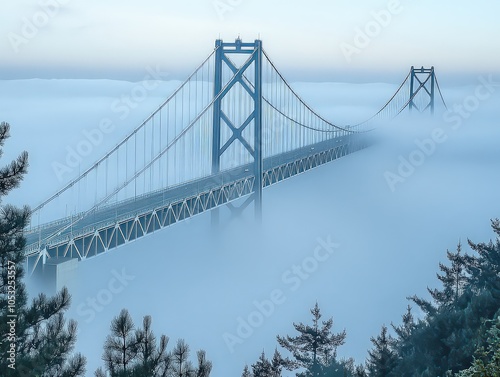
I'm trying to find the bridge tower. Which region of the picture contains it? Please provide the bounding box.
[409,66,436,114]
[211,38,263,223]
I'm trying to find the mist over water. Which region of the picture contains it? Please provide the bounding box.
[1,76,499,376]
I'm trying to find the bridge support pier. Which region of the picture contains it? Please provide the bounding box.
[28,256,78,294]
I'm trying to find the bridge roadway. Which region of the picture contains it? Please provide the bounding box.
[24,135,353,258]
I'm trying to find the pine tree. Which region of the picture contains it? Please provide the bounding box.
[0,123,28,196]
[171,339,195,377]
[132,315,172,376]
[392,305,415,342]
[195,350,212,377]
[409,243,471,316]
[270,349,283,377]
[242,364,253,377]
[467,219,500,296]
[96,310,211,377]
[428,242,469,307]
[252,351,273,377]
[100,309,140,376]
[277,303,346,377]
[172,339,211,377]
[366,325,397,377]
[0,121,86,376]
[364,221,500,375]
[390,305,416,376]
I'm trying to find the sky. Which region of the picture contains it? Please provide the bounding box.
[1,0,500,82]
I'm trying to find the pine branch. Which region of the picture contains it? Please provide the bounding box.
[0,150,29,197]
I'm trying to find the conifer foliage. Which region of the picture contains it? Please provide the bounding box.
[251,351,273,377]
[456,313,500,376]
[96,309,211,377]
[243,303,364,377]
[0,121,86,376]
[241,221,500,376]
[245,349,283,377]
[277,303,347,377]
[379,221,500,376]
[366,325,397,377]
[428,242,469,307]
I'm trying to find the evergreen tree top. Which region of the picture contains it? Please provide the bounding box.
[277,303,346,377]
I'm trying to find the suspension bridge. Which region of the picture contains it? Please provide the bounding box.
[23,39,447,283]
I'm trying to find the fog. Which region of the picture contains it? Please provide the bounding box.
[1,75,499,376]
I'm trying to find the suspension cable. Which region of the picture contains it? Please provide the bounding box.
[31,47,220,214]
[37,49,258,245]
[435,75,448,110]
[263,50,349,131]
[352,70,411,126]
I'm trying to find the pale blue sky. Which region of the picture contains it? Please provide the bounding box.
[1,0,499,81]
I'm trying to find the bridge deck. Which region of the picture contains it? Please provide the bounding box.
[24,135,358,262]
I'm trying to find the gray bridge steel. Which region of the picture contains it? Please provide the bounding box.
[25,134,359,270]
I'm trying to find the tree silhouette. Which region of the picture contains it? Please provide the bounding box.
[277,303,346,377]
[96,309,211,377]
[366,325,397,377]
[0,121,86,376]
